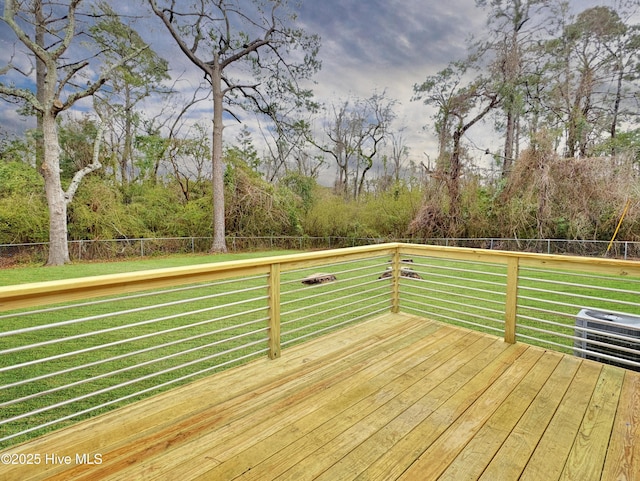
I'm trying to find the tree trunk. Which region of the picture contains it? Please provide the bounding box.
[210,61,227,253]
[448,128,463,237]
[122,84,133,186]
[566,103,580,158]
[357,157,372,199]
[503,108,516,175]
[610,68,624,156]
[41,111,70,265]
[34,1,45,173]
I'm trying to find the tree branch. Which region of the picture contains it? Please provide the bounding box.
[62,45,149,111]
[0,83,41,111]
[65,118,105,205]
[148,0,212,74]
[2,0,50,65]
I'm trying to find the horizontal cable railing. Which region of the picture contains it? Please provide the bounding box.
[1,242,639,450]
[0,275,271,447]
[395,245,640,371]
[279,255,391,347]
[515,266,640,370]
[0,245,397,448]
[397,254,508,336]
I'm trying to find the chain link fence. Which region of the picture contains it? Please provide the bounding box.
[0,236,639,266]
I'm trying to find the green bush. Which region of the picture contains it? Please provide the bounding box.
[68,177,144,240]
[359,186,422,238]
[0,162,47,244]
[174,195,213,238]
[0,161,43,197]
[124,183,185,237]
[225,163,303,236]
[302,188,377,238]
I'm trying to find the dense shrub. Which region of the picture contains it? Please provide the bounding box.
[302,188,366,238]
[68,177,143,240]
[498,149,640,240]
[225,163,302,236]
[358,186,423,238]
[1,145,638,249]
[0,162,47,244]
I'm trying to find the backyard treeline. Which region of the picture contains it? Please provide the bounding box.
[1,0,640,252]
[1,128,637,245]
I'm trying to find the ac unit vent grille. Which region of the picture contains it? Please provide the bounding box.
[574,309,640,371]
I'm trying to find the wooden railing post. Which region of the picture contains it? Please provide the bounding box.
[268,263,281,359]
[504,256,519,344]
[391,247,401,313]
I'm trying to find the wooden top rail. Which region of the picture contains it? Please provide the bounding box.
[1,242,639,313]
[0,244,396,312]
[399,244,640,277]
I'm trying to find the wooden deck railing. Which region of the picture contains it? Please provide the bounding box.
[396,244,640,363]
[1,243,639,449]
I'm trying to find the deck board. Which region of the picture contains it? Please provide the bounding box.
[602,370,640,481]
[519,361,604,481]
[560,365,625,481]
[1,312,637,481]
[477,354,582,480]
[437,350,564,481]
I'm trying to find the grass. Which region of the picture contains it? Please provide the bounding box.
[0,250,299,286]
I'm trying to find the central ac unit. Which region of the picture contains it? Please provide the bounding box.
[574,308,640,371]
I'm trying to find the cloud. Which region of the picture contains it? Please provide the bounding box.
[294,0,492,172]
[0,0,627,182]
[299,0,482,72]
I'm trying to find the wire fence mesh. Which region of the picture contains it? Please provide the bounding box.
[1,236,639,266]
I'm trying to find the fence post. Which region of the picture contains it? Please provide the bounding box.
[391,247,401,313]
[504,256,519,344]
[268,263,282,359]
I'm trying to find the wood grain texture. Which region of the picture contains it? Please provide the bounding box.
[0,312,635,481]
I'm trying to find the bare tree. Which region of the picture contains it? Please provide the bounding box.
[259,116,324,182]
[148,0,320,252]
[388,129,410,185]
[477,0,548,175]
[414,65,499,236]
[0,0,146,265]
[310,92,396,199]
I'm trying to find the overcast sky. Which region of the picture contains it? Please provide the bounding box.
[295,0,485,174]
[0,0,631,182]
[290,0,622,178]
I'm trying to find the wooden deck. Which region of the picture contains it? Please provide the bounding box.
[2,312,639,481]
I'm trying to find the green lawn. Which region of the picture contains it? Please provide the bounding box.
[0,250,299,286]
